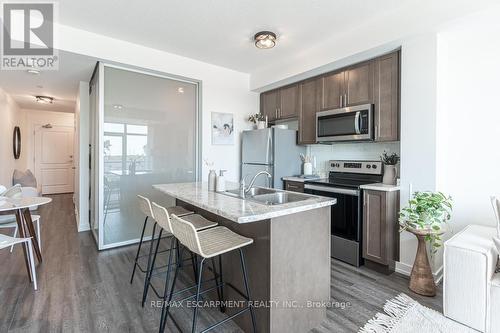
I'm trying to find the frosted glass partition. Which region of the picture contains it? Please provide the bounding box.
[97,64,198,248]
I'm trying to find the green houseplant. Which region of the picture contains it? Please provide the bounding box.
[399,191,452,296]
[381,151,400,185]
[248,113,266,129]
[399,191,453,252]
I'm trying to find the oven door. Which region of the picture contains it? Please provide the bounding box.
[316,104,373,142]
[303,184,360,241]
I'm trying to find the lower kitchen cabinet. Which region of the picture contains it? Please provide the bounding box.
[362,189,400,272]
[284,180,304,193]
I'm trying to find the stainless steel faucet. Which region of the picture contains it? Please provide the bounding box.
[239,171,272,198]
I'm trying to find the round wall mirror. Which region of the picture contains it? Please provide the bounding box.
[13,126,21,159]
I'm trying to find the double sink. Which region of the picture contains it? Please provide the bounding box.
[223,187,310,205]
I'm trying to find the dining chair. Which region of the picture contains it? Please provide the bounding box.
[0,234,37,290]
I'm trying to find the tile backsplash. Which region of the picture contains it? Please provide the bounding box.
[306,142,401,176]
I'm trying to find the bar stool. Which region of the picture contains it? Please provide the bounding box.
[162,214,256,333]
[130,195,193,292]
[147,202,218,309]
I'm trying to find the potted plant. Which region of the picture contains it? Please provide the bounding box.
[248,113,266,129]
[381,151,400,185]
[399,191,453,296]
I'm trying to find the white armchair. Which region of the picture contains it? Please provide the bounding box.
[444,224,500,333]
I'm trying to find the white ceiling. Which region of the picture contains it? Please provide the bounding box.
[0,51,96,112]
[58,0,500,74]
[1,0,498,112]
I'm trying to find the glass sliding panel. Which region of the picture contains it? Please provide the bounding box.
[89,67,100,242]
[101,65,198,247]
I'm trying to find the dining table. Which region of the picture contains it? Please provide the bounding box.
[0,196,52,281]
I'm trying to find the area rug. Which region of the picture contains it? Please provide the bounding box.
[358,293,476,333]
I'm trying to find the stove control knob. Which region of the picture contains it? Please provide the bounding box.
[372,164,377,169]
[366,165,371,169]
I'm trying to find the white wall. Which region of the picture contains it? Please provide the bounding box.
[0,88,26,186]
[436,9,500,232]
[74,82,90,231]
[55,24,258,183]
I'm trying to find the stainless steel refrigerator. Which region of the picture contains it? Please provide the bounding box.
[241,128,305,189]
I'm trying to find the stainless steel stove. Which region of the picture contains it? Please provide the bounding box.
[304,160,383,266]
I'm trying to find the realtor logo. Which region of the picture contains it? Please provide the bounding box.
[1,2,58,70]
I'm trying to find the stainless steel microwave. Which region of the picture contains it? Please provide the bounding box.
[316,104,373,143]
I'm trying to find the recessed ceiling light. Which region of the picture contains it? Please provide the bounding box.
[254,31,277,49]
[113,104,123,110]
[177,87,184,94]
[35,96,54,104]
[27,68,40,75]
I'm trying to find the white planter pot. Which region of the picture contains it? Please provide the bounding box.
[383,164,397,185]
[303,162,313,176]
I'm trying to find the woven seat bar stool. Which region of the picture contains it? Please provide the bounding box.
[131,195,194,304]
[160,214,257,333]
[144,202,218,306]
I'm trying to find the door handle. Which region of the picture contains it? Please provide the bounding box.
[72,167,76,169]
[354,112,361,134]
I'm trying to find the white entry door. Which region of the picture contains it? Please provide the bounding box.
[35,125,75,194]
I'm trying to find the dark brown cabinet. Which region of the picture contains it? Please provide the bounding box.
[261,89,280,122]
[373,51,399,141]
[259,50,400,145]
[279,84,299,119]
[321,70,344,110]
[321,61,374,110]
[344,61,374,106]
[298,78,319,144]
[362,189,400,272]
[284,180,304,193]
[260,85,299,123]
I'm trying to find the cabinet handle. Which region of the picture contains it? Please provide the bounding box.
[340,95,342,107]
[375,125,378,140]
[275,108,278,119]
[344,94,347,107]
[279,108,282,118]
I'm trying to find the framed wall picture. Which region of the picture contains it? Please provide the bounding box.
[211,112,234,145]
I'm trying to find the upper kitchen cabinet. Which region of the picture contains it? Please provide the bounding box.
[261,89,280,122]
[373,51,400,141]
[321,70,344,110]
[298,78,320,144]
[344,61,374,106]
[260,85,299,122]
[321,61,374,110]
[279,84,300,119]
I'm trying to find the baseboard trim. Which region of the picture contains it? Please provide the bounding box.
[74,207,90,232]
[396,261,444,284]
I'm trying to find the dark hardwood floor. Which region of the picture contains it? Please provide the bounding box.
[0,194,442,332]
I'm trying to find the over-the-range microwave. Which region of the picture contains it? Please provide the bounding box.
[316,103,373,143]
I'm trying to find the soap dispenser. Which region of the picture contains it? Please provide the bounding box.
[216,170,227,192]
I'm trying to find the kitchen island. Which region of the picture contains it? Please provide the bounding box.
[153,182,336,333]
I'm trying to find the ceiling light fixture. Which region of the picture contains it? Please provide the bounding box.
[35,95,54,104]
[254,31,277,49]
[27,68,40,75]
[177,87,184,94]
[113,104,123,110]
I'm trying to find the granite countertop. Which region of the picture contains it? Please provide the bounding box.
[153,182,336,224]
[359,183,400,192]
